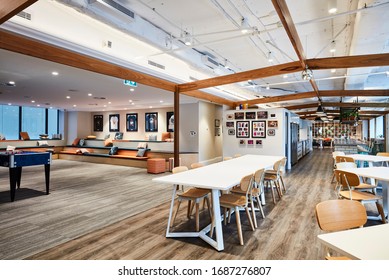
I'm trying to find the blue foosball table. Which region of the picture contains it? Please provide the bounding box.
[0,151,52,202]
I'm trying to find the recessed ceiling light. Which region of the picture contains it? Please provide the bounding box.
[131,102,135,105]
[73,104,77,107]
[31,100,35,103]
[283,74,288,78]
[266,85,270,90]
[52,71,59,76]
[66,96,71,99]
[8,103,12,106]
[103,105,107,107]
[129,100,132,102]
[49,107,53,109]
[8,81,15,85]
[331,69,336,73]
[37,104,40,107]
[149,106,153,108]
[124,107,128,110]
[87,93,93,96]
[160,100,163,103]
[108,101,111,104]
[130,88,135,92]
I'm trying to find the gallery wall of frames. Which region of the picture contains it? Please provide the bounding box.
[223,108,287,158]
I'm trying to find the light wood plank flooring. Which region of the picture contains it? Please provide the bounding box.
[1,150,382,260]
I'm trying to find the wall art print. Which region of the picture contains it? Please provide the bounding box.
[93,115,103,132]
[167,111,174,132]
[109,114,120,132]
[226,114,234,120]
[268,129,276,136]
[268,120,278,128]
[245,112,256,120]
[236,121,250,138]
[252,120,266,138]
[257,111,268,119]
[228,128,235,135]
[126,113,138,132]
[234,112,245,120]
[145,112,158,132]
[226,121,235,128]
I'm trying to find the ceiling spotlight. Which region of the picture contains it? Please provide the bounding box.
[266,84,270,90]
[328,0,337,14]
[52,71,59,76]
[241,17,250,34]
[331,69,337,73]
[183,31,192,46]
[88,93,93,96]
[330,40,336,53]
[302,66,313,80]
[267,51,273,63]
[66,96,71,99]
[130,88,135,92]
[386,71,389,77]
[283,74,288,79]
[8,81,15,85]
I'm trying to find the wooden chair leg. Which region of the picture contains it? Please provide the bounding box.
[274,180,282,199]
[195,201,200,231]
[376,202,387,224]
[249,196,257,228]
[235,206,244,245]
[205,196,212,219]
[268,180,276,204]
[209,216,215,238]
[245,207,255,231]
[228,207,232,224]
[255,194,265,218]
[171,200,182,227]
[280,176,286,192]
[187,200,192,219]
[223,208,228,225]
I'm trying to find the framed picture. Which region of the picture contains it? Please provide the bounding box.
[234,112,244,120]
[167,111,174,132]
[270,113,276,118]
[226,114,234,120]
[248,139,254,145]
[268,120,278,128]
[215,127,221,136]
[93,115,103,132]
[245,112,256,119]
[228,128,235,135]
[109,114,120,132]
[236,121,250,138]
[252,120,266,138]
[126,113,138,132]
[268,129,276,136]
[145,112,158,132]
[226,121,234,128]
[256,139,262,145]
[257,111,268,119]
[239,139,246,145]
[215,119,220,127]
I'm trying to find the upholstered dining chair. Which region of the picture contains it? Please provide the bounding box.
[171,166,212,232]
[315,199,367,260]
[335,170,386,223]
[231,168,265,228]
[218,174,255,245]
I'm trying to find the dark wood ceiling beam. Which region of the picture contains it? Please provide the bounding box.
[285,103,319,110]
[0,0,37,24]
[320,90,389,97]
[323,102,388,108]
[0,29,234,106]
[240,92,317,106]
[307,53,389,70]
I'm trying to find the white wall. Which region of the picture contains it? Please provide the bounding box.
[66,111,92,144]
[222,108,287,158]
[179,103,199,153]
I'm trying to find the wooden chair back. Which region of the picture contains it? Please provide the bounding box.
[315,200,367,231]
[332,151,345,159]
[191,162,204,169]
[172,166,188,174]
[377,152,389,157]
[273,159,283,174]
[224,156,232,161]
[335,155,354,163]
[239,174,254,193]
[335,170,360,189]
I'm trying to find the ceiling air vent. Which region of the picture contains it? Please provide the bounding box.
[189,76,198,81]
[88,0,135,20]
[201,55,220,69]
[17,11,31,20]
[148,60,166,70]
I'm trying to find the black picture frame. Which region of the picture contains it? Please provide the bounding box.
[226,121,234,128]
[167,112,174,132]
[268,120,278,128]
[109,114,120,132]
[215,119,220,127]
[93,115,103,132]
[126,113,138,132]
[234,112,244,120]
[236,121,250,138]
[252,120,266,138]
[145,112,158,132]
[257,111,268,119]
[245,112,256,119]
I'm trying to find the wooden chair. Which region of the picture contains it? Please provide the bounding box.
[190,162,204,169]
[335,170,386,223]
[331,152,345,183]
[264,157,287,193]
[219,174,255,245]
[223,156,233,161]
[171,166,212,231]
[264,159,283,203]
[315,199,367,260]
[335,155,354,163]
[231,168,265,228]
[335,162,377,193]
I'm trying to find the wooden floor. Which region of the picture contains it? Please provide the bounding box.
[1,149,382,260]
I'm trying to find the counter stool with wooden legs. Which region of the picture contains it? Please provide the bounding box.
[171,166,212,232]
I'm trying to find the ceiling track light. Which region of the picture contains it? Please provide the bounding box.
[302,65,313,80]
[182,31,192,46]
[330,40,336,53]
[241,17,250,34]
[328,0,337,14]
[267,51,273,62]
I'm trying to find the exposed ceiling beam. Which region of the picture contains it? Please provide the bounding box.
[0,29,234,107]
[319,90,389,97]
[285,103,319,110]
[297,110,383,116]
[271,0,321,100]
[307,53,389,69]
[0,0,37,24]
[286,102,389,110]
[239,92,317,106]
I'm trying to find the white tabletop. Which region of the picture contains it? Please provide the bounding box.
[318,224,389,259]
[338,166,389,181]
[153,154,283,190]
[347,154,389,163]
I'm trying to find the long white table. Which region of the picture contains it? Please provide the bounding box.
[337,166,389,217]
[153,154,283,251]
[347,154,389,167]
[318,224,389,259]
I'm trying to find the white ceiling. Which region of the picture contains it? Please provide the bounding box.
[0,0,388,112]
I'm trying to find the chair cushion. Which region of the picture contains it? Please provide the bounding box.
[161,132,171,141]
[79,139,85,146]
[20,132,30,140]
[37,140,49,147]
[72,138,80,146]
[109,146,118,155]
[104,139,113,147]
[137,142,148,149]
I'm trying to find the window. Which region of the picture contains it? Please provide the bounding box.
[0,105,19,140]
[369,118,375,139]
[22,107,46,139]
[48,108,59,136]
[376,116,384,139]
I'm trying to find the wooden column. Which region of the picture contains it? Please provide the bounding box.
[174,86,180,167]
[0,0,37,24]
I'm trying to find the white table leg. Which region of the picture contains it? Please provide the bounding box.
[382,181,388,217]
[211,189,224,251]
[165,184,177,237]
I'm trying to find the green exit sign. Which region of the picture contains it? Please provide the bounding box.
[123,80,137,87]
